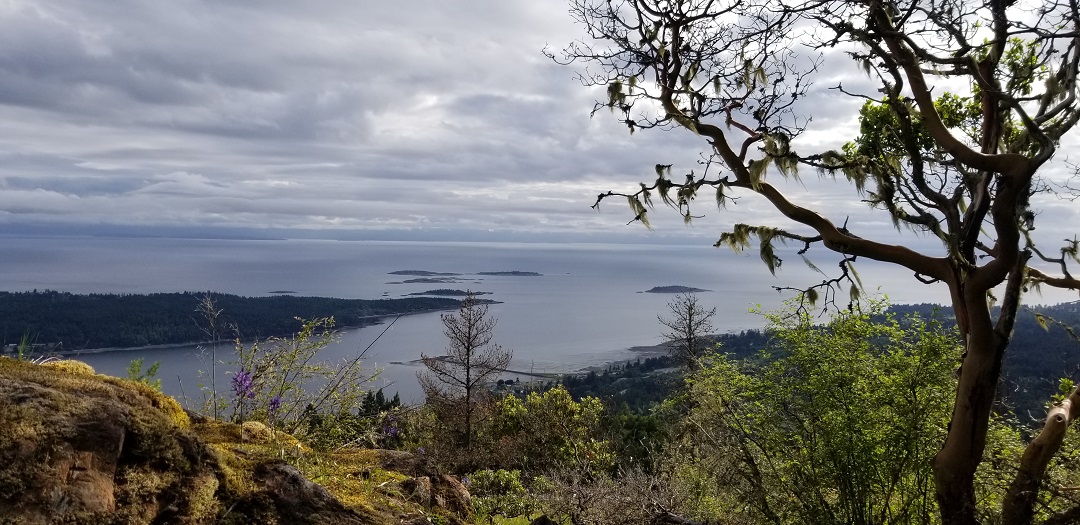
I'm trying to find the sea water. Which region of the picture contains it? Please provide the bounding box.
[2,236,973,403]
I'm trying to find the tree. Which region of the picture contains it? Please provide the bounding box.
[419,292,512,452]
[554,0,1080,523]
[487,386,614,476]
[663,300,994,524]
[658,293,717,369]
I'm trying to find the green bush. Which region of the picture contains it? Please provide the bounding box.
[663,299,962,524]
[486,386,614,477]
[469,469,542,522]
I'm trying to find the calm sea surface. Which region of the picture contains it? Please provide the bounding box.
[1,236,1004,403]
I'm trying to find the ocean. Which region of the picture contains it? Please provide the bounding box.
[1,235,995,403]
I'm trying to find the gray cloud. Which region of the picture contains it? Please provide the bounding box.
[0,0,1075,258]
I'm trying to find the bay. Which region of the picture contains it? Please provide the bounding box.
[2,236,982,403]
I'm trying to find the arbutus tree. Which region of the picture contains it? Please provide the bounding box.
[551,0,1080,523]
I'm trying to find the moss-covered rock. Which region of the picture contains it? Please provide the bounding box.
[0,357,215,524]
[0,356,475,525]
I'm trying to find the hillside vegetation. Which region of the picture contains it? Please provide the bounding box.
[4,296,1080,524]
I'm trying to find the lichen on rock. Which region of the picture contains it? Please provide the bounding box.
[0,357,216,524]
[0,356,476,525]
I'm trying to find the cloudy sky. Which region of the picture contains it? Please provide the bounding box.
[0,0,1077,248]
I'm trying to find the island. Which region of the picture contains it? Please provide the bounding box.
[395,277,466,284]
[644,285,711,293]
[388,270,462,276]
[406,289,491,297]
[476,271,542,276]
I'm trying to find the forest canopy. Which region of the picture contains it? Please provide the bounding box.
[0,290,462,350]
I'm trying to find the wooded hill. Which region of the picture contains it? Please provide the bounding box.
[0,290,462,351]
[559,302,1080,426]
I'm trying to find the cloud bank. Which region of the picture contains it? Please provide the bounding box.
[0,0,1076,248]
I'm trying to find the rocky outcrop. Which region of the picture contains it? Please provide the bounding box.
[0,358,217,524]
[375,448,439,477]
[229,463,371,524]
[0,357,468,525]
[400,474,470,513]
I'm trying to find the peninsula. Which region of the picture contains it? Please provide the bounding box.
[0,291,462,352]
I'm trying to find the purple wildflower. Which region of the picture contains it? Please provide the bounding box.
[269,395,282,415]
[232,368,256,400]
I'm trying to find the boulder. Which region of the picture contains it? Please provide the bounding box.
[376,448,438,477]
[432,474,472,519]
[245,462,370,524]
[402,476,434,506]
[399,474,472,522]
[0,357,216,524]
[0,357,407,525]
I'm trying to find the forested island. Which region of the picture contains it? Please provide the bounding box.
[406,289,492,297]
[0,290,463,351]
[388,270,462,276]
[390,270,541,277]
[644,285,710,293]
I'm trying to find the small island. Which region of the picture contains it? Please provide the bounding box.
[406,289,491,297]
[644,285,711,293]
[477,271,542,276]
[388,270,462,276]
[395,277,466,284]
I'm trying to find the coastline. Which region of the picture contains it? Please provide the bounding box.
[42,305,476,357]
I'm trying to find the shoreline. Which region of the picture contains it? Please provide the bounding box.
[31,305,471,357]
[48,328,676,379]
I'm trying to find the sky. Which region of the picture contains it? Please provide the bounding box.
[0,0,1078,250]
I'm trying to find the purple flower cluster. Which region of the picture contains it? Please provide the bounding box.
[269,395,282,416]
[232,369,256,400]
[382,413,399,438]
